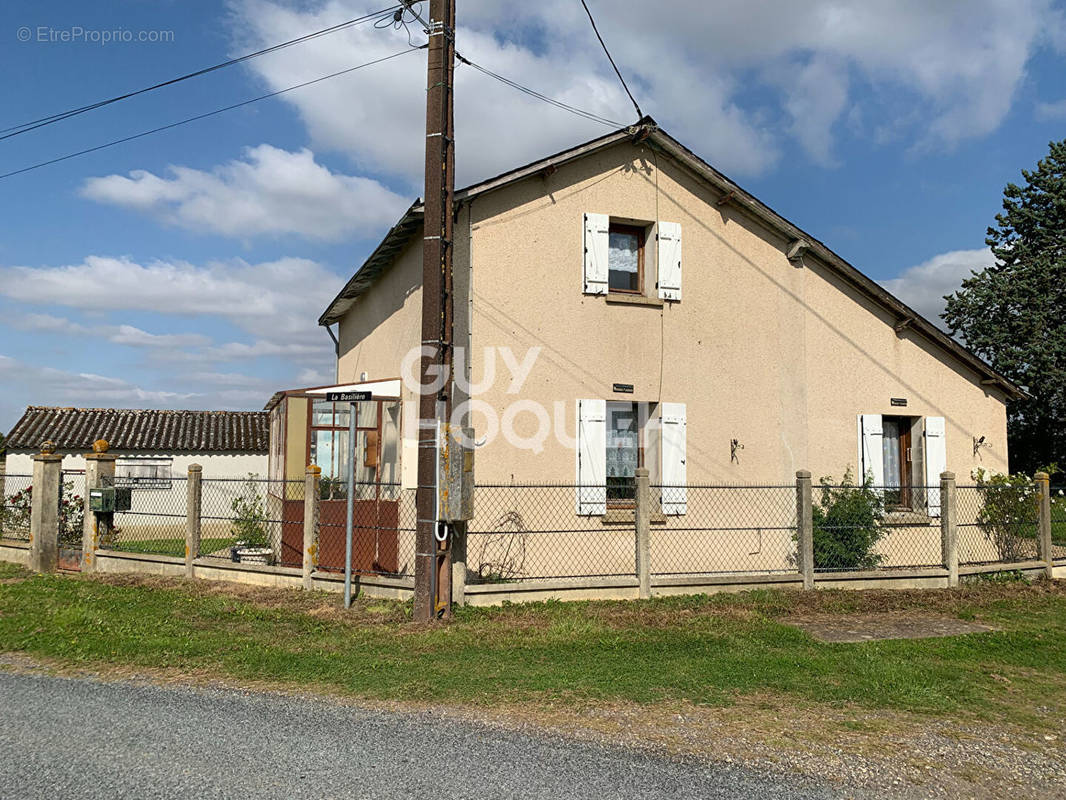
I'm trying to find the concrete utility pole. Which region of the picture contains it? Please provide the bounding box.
[413,0,456,623]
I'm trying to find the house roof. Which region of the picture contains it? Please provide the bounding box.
[5,407,269,454]
[318,117,1024,400]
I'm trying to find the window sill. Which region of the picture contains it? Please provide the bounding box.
[601,508,668,525]
[884,510,934,525]
[605,293,663,308]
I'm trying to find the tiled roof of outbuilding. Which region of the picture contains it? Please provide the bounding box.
[4,407,269,453]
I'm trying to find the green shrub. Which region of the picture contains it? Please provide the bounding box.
[230,475,270,549]
[810,470,886,571]
[972,468,1039,562]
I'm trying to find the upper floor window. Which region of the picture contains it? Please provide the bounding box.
[583,212,682,301]
[608,224,645,294]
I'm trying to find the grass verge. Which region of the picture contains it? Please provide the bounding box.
[0,562,1065,731]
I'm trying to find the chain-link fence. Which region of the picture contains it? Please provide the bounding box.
[803,483,945,573]
[650,485,797,576]
[199,477,305,566]
[467,484,636,582]
[59,471,85,550]
[0,473,33,541]
[110,476,189,557]
[957,483,1040,565]
[316,482,415,577]
[1053,485,1066,563]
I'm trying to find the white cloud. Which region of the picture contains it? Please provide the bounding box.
[0,255,340,347]
[81,145,409,241]
[228,0,1059,181]
[1036,98,1066,120]
[880,248,994,331]
[12,314,210,348]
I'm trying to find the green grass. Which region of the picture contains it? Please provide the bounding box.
[109,536,237,558]
[1,565,1065,727]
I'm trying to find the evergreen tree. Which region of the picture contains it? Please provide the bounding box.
[943,140,1066,473]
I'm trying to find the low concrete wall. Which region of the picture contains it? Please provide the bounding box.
[1,542,1057,606]
[91,549,414,600]
[0,539,30,567]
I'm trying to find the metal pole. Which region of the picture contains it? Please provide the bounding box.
[343,400,356,608]
[414,0,456,622]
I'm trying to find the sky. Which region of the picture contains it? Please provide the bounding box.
[0,0,1064,433]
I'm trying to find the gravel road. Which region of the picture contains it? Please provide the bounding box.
[0,671,854,800]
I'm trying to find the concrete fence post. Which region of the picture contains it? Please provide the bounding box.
[186,464,202,579]
[302,465,321,591]
[82,441,117,573]
[29,443,62,573]
[796,470,814,590]
[1035,471,1053,579]
[635,467,651,599]
[940,471,958,587]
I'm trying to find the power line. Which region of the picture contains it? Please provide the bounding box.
[578,0,642,120]
[0,3,409,142]
[456,53,622,128]
[0,48,421,182]
[398,0,623,128]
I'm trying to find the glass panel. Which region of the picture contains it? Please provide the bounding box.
[608,231,639,273]
[313,429,335,479]
[882,417,902,506]
[357,400,378,428]
[355,430,376,488]
[334,402,351,428]
[380,401,401,499]
[608,230,640,292]
[312,399,334,426]
[606,402,638,501]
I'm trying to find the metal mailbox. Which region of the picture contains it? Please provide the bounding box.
[88,487,132,513]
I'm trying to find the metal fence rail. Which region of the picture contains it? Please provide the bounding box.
[199,477,305,565]
[650,485,797,576]
[957,484,1040,565]
[467,484,635,582]
[110,476,189,557]
[0,473,34,541]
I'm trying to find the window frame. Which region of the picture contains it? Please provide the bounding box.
[114,457,173,490]
[307,397,399,501]
[882,415,915,510]
[607,222,645,296]
[605,400,645,508]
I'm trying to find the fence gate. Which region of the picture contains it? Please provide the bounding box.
[57,471,84,571]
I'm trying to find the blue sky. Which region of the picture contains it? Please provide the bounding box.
[1,0,1064,433]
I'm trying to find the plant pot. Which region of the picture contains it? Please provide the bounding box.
[236,547,273,565]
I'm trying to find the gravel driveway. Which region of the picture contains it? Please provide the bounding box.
[0,671,854,800]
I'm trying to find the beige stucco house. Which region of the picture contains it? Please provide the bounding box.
[314,118,1019,529]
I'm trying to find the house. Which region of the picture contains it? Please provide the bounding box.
[3,407,269,479]
[313,117,1019,514]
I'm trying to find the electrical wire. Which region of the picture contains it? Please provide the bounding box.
[0,47,421,182]
[398,0,623,128]
[456,53,623,128]
[578,0,643,119]
[0,3,408,141]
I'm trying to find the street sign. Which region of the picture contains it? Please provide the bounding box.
[325,391,372,402]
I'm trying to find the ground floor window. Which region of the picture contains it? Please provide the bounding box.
[606,401,642,505]
[882,415,914,508]
[115,457,173,489]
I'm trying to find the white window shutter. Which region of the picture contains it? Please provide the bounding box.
[583,212,609,295]
[858,414,884,486]
[576,399,607,515]
[924,416,946,517]
[657,221,682,301]
[660,402,687,514]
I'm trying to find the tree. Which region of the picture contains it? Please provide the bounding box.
[943,139,1066,474]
